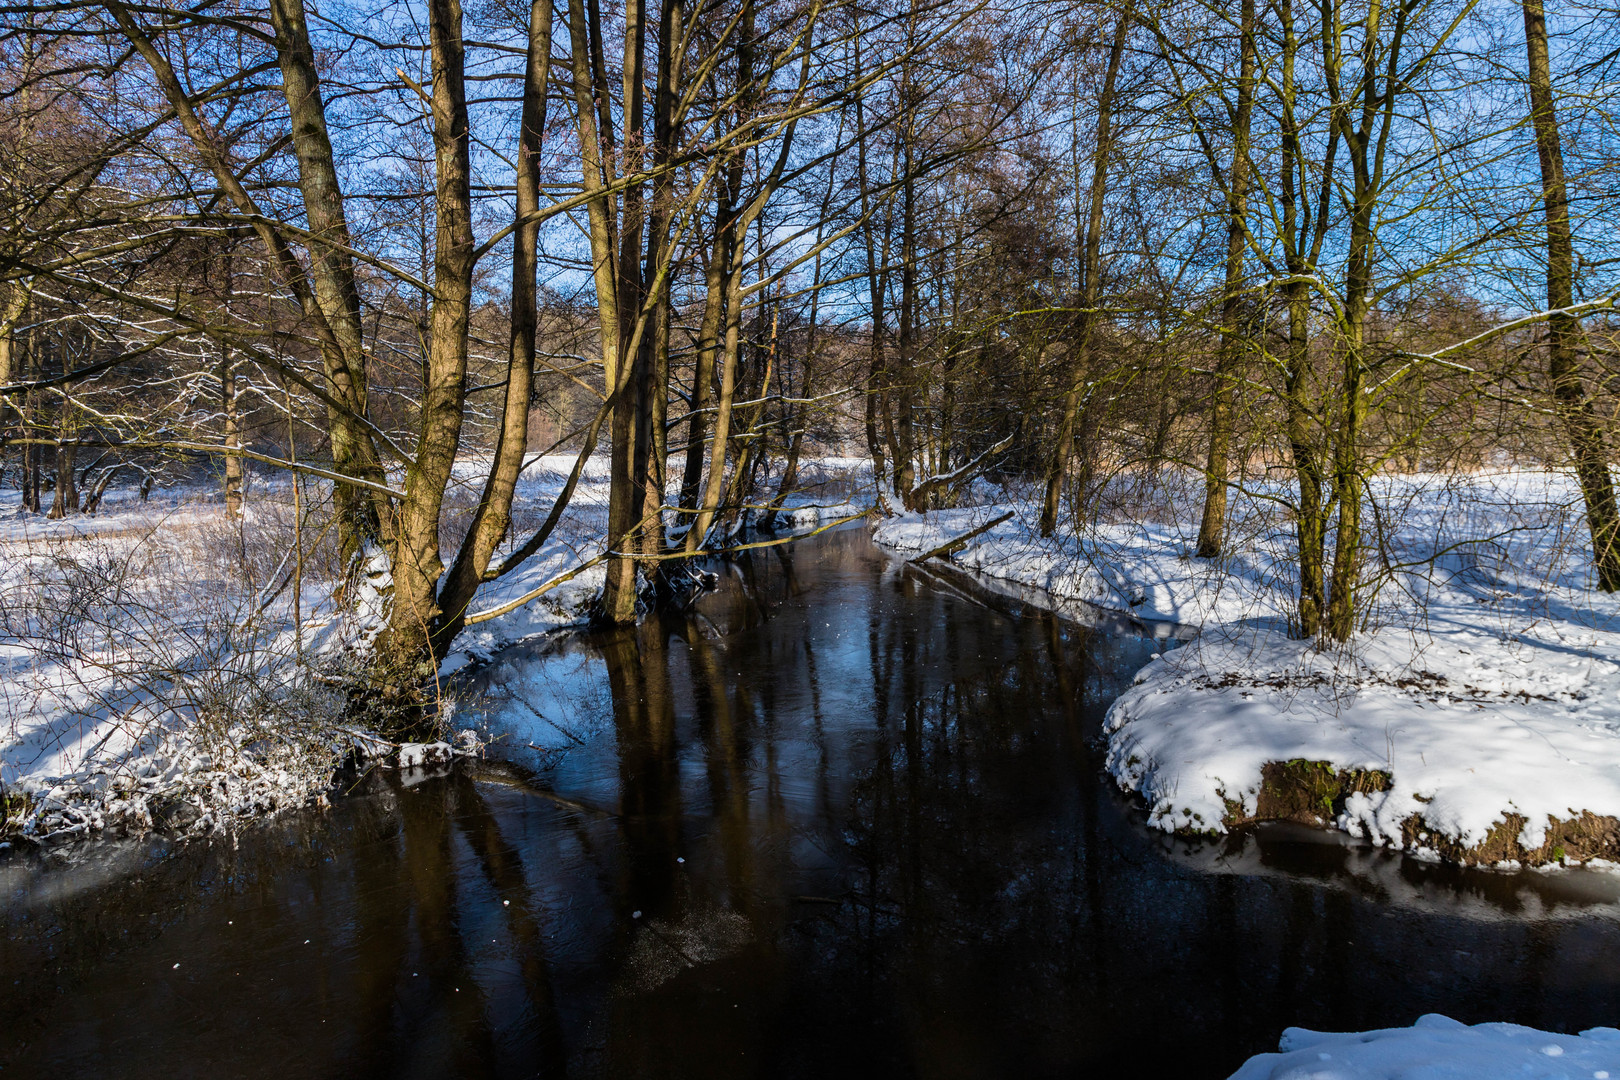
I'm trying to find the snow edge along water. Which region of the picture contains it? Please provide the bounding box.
[871,474,1620,871]
[0,460,867,851]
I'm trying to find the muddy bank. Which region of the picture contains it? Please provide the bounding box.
[1215,758,1620,870]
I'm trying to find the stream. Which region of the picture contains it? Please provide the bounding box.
[4,525,1620,1078]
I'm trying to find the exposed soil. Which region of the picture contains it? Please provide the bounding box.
[1222,758,1393,829]
[1220,758,1620,868]
[1401,809,1620,868]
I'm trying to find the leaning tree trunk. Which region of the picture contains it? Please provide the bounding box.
[112,0,391,564]
[1522,0,1620,590]
[268,0,391,559]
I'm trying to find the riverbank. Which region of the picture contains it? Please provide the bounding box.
[12,519,1614,1079]
[0,455,867,847]
[873,470,1620,868]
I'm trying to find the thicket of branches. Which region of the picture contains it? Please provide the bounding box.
[3,0,1619,730]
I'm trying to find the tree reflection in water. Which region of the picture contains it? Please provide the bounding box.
[5,526,1620,1079]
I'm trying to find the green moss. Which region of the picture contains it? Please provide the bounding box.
[1,785,33,837]
[1223,759,1393,830]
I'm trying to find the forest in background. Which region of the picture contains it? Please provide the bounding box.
[3,0,1620,731]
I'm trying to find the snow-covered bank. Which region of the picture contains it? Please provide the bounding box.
[0,456,609,844]
[873,472,1620,866]
[435,452,869,673]
[0,455,864,846]
[0,458,606,844]
[0,483,353,845]
[874,494,1281,629]
[1229,1014,1620,1079]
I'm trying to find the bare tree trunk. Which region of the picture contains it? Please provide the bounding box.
[679,186,734,514]
[854,31,890,496]
[564,0,640,619]
[1325,303,1367,641]
[1277,0,1333,638]
[1324,0,1399,642]
[764,242,826,531]
[380,0,476,686]
[22,330,39,514]
[1284,285,1325,636]
[432,0,553,652]
[267,0,390,555]
[1041,9,1128,537]
[0,293,19,396]
[636,0,685,568]
[600,0,650,622]
[892,47,919,505]
[23,326,40,514]
[48,393,76,519]
[685,0,805,552]
[1,285,28,509]
[686,226,747,551]
[216,252,243,519]
[109,0,391,561]
[589,0,664,621]
[721,308,778,529]
[1195,0,1256,558]
[1523,0,1620,590]
[221,343,242,519]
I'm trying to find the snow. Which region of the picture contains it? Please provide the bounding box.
[1228,1014,1620,1079]
[431,454,613,674]
[0,455,866,844]
[874,484,1283,630]
[0,485,354,842]
[0,462,609,843]
[873,471,1620,863]
[396,741,451,769]
[1105,622,1620,851]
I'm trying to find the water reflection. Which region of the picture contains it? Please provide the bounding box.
[4,526,1620,1079]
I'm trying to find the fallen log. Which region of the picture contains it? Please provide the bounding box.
[907,510,1015,563]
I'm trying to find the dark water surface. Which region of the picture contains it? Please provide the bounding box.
[5,526,1620,1079]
